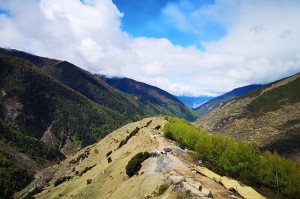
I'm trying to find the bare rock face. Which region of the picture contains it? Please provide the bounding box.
[41,125,58,146]
[2,96,23,121]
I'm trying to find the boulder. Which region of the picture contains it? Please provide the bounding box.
[185,178,201,190]
[169,175,185,185]
[182,182,205,197]
[201,187,213,198]
[169,170,177,176]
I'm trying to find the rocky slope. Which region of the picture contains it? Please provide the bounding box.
[18,117,247,199]
[195,73,300,160]
[195,84,262,116]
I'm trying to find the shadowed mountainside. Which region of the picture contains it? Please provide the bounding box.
[98,75,199,121]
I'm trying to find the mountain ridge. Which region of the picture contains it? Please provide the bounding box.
[195,72,300,160]
[0,47,199,197]
[195,84,263,116]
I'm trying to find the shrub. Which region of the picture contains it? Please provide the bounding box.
[106,151,112,157]
[94,149,99,154]
[144,120,152,127]
[118,127,140,149]
[126,152,151,177]
[155,125,161,130]
[69,149,90,164]
[107,157,112,163]
[79,164,96,176]
[87,179,92,185]
[156,183,169,196]
[54,176,72,187]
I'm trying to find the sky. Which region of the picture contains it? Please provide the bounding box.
[0,0,300,96]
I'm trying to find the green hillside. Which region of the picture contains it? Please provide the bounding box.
[98,76,199,121]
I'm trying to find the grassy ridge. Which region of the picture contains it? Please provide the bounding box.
[163,116,300,198]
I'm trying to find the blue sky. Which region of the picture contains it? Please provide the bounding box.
[0,0,300,96]
[113,0,226,48]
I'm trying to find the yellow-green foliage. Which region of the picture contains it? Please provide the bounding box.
[163,116,300,198]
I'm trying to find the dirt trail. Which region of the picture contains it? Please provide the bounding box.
[145,128,234,199]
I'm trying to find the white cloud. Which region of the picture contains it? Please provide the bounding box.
[0,0,300,96]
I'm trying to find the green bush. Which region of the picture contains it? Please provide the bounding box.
[154,125,161,130]
[118,127,140,149]
[79,164,96,176]
[126,152,151,177]
[54,176,72,187]
[156,183,169,196]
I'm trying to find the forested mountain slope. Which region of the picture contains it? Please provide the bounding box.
[98,75,199,121]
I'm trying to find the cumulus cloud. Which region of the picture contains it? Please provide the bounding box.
[0,0,300,96]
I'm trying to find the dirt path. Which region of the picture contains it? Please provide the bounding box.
[145,131,234,199]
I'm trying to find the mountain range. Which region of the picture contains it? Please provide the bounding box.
[97,75,199,121]
[176,95,215,109]
[194,84,263,116]
[1,47,300,198]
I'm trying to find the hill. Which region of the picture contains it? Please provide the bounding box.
[0,48,199,197]
[176,95,215,109]
[195,84,262,116]
[195,73,300,160]
[19,117,298,199]
[98,75,199,121]
[17,117,264,199]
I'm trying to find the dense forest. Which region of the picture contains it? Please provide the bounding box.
[163,116,300,198]
[0,151,33,199]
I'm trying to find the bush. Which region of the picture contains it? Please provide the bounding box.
[126,152,151,177]
[79,164,96,176]
[144,120,152,127]
[94,149,99,154]
[156,183,169,196]
[155,125,161,130]
[106,151,112,157]
[118,127,140,149]
[69,149,90,164]
[54,176,72,187]
[107,157,112,163]
[87,179,92,185]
